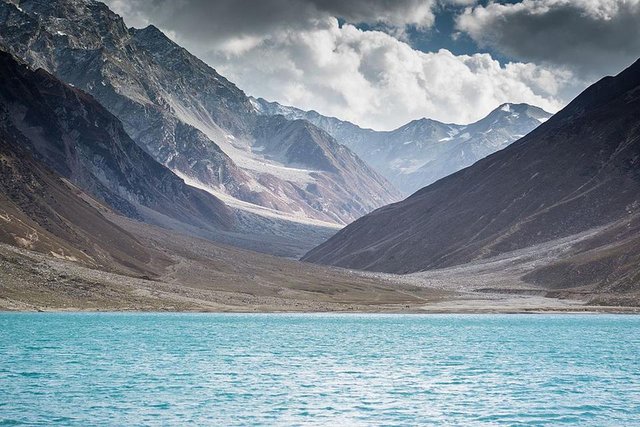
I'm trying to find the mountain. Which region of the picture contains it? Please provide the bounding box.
[0,50,233,233]
[0,137,165,277]
[0,67,168,277]
[0,0,400,226]
[253,97,551,194]
[303,58,640,294]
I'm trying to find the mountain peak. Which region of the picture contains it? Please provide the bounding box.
[138,23,161,33]
[480,102,552,125]
[397,117,441,130]
[133,24,167,40]
[496,103,529,114]
[493,102,546,114]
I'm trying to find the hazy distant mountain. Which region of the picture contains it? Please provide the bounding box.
[253,97,551,194]
[303,58,640,293]
[0,51,233,233]
[0,0,400,226]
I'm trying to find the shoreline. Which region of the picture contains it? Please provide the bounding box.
[2,305,639,315]
[2,227,639,314]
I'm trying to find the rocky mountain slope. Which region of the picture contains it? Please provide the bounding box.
[0,109,166,278]
[253,97,551,194]
[0,51,232,233]
[0,0,399,225]
[303,58,640,294]
[0,50,340,258]
[0,133,439,311]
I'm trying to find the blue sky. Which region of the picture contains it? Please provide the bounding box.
[358,4,486,58]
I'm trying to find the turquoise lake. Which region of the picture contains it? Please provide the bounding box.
[1,313,639,426]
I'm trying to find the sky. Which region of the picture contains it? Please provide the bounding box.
[104,0,640,131]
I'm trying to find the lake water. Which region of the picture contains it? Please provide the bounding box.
[1,313,639,426]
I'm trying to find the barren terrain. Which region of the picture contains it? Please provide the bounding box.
[1,215,637,313]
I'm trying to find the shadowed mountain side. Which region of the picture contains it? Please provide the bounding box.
[303,58,640,295]
[0,137,169,277]
[0,50,233,233]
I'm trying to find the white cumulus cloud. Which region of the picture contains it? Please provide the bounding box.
[203,19,568,130]
[105,0,574,130]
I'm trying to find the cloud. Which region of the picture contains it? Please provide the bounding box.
[456,0,640,79]
[104,0,571,130]
[206,19,568,130]
[105,0,439,42]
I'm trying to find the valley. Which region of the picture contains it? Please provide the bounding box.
[2,184,638,313]
[2,216,637,313]
[0,0,638,313]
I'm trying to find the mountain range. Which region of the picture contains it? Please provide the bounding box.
[303,57,640,295]
[0,0,400,232]
[0,0,638,309]
[0,50,233,228]
[253,97,551,195]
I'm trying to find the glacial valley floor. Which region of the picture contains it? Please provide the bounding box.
[0,216,638,313]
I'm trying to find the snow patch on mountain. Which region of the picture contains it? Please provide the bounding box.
[253,97,552,195]
[175,170,339,229]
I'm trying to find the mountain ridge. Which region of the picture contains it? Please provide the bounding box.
[302,57,640,294]
[252,96,551,194]
[0,0,400,226]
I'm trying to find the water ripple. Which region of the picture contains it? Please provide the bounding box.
[0,313,639,426]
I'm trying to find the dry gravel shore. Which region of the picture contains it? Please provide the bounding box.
[0,216,638,313]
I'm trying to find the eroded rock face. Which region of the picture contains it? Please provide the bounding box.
[303,57,640,293]
[0,0,400,225]
[253,97,552,195]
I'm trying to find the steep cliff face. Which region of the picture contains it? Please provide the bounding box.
[254,97,551,194]
[0,51,233,233]
[303,58,640,294]
[0,0,400,225]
